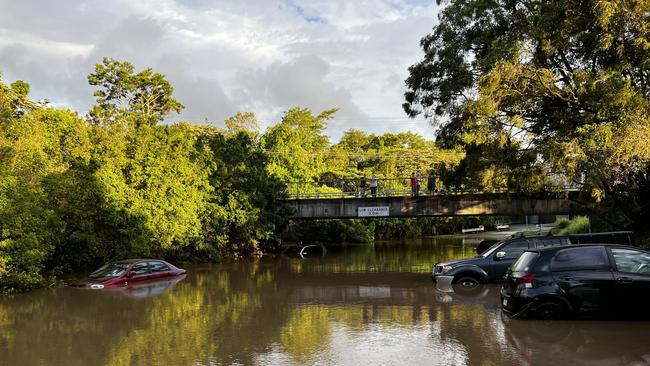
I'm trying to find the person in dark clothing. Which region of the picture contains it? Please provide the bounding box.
[359,174,367,197]
[370,175,378,197]
[410,172,417,196]
[427,172,436,194]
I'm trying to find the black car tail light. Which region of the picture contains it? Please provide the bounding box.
[515,273,535,288]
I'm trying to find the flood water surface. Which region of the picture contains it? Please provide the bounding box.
[1,237,650,366]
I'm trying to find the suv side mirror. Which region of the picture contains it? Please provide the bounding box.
[495,251,506,260]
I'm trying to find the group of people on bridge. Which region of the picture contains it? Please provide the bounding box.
[410,170,437,197]
[355,171,438,198]
[358,175,379,197]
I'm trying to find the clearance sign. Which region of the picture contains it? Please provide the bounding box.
[357,206,390,217]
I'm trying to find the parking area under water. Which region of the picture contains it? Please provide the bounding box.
[1,236,649,366]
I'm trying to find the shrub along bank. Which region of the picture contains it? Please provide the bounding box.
[283,216,508,244]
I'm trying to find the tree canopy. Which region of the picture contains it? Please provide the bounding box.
[88,57,184,126]
[0,65,289,292]
[404,0,650,231]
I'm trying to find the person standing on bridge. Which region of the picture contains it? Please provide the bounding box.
[427,172,436,194]
[416,170,422,196]
[359,174,367,197]
[410,172,418,196]
[370,175,378,197]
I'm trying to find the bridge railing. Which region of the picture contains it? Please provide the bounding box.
[288,177,493,199]
[286,178,583,199]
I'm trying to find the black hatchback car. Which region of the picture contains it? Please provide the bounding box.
[501,244,650,319]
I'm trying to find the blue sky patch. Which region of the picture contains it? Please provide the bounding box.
[282,1,327,24]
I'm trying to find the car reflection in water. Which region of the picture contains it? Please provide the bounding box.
[434,277,500,306]
[100,274,187,299]
[503,316,650,366]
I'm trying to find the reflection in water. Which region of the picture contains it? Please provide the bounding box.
[102,275,187,299]
[0,237,649,365]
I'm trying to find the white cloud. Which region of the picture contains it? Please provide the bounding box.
[0,29,94,58]
[0,0,439,141]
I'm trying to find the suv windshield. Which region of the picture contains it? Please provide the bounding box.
[481,242,503,258]
[511,252,539,272]
[89,263,130,279]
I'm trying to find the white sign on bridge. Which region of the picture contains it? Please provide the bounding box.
[358,206,390,217]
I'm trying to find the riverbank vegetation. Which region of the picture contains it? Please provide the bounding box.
[550,217,590,236]
[0,59,292,292]
[284,216,507,244]
[0,59,468,292]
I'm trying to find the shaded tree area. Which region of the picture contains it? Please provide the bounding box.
[404,0,650,236]
[0,61,289,292]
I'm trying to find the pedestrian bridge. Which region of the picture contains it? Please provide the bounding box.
[287,191,583,220]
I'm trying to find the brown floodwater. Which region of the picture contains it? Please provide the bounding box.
[1,236,649,366]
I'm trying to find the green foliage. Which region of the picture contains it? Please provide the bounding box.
[87,57,184,126]
[284,220,375,244]
[329,130,464,181]
[9,81,29,97]
[262,107,336,183]
[203,131,291,256]
[269,125,465,195]
[0,67,290,292]
[551,216,590,236]
[405,0,650,231]
[283,216,507,244]
[0,107,89,291]
[223,112,260,139]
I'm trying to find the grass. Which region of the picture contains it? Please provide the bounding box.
[550,216,590,236]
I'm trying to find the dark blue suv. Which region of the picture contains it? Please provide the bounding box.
[432,236,571,289]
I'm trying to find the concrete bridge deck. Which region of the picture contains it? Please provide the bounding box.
[287,192,582,219]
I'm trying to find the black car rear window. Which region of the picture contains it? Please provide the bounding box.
[511,251,539,272]
[551,246,610,271]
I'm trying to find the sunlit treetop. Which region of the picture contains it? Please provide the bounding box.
[88,57,184,127]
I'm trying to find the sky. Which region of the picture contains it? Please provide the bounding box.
[0,0,439,141]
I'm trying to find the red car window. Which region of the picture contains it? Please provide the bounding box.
[148,261,171,272]
[131,262,151,275]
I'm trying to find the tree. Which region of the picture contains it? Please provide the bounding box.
[88,57,184,126]
[261,107,336,183]
[0,103,91,290]
[404,0,650,232]
[202,130,290,255]
[0,77,35,120]
[224,112,260,139]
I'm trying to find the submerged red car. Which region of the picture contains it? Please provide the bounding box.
[71,259,186,289]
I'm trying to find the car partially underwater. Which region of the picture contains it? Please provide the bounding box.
[432,231,634,289]
[71,259,186,290]
[501,244,650,319]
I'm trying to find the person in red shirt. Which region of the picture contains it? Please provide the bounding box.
[410,172,418,196]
